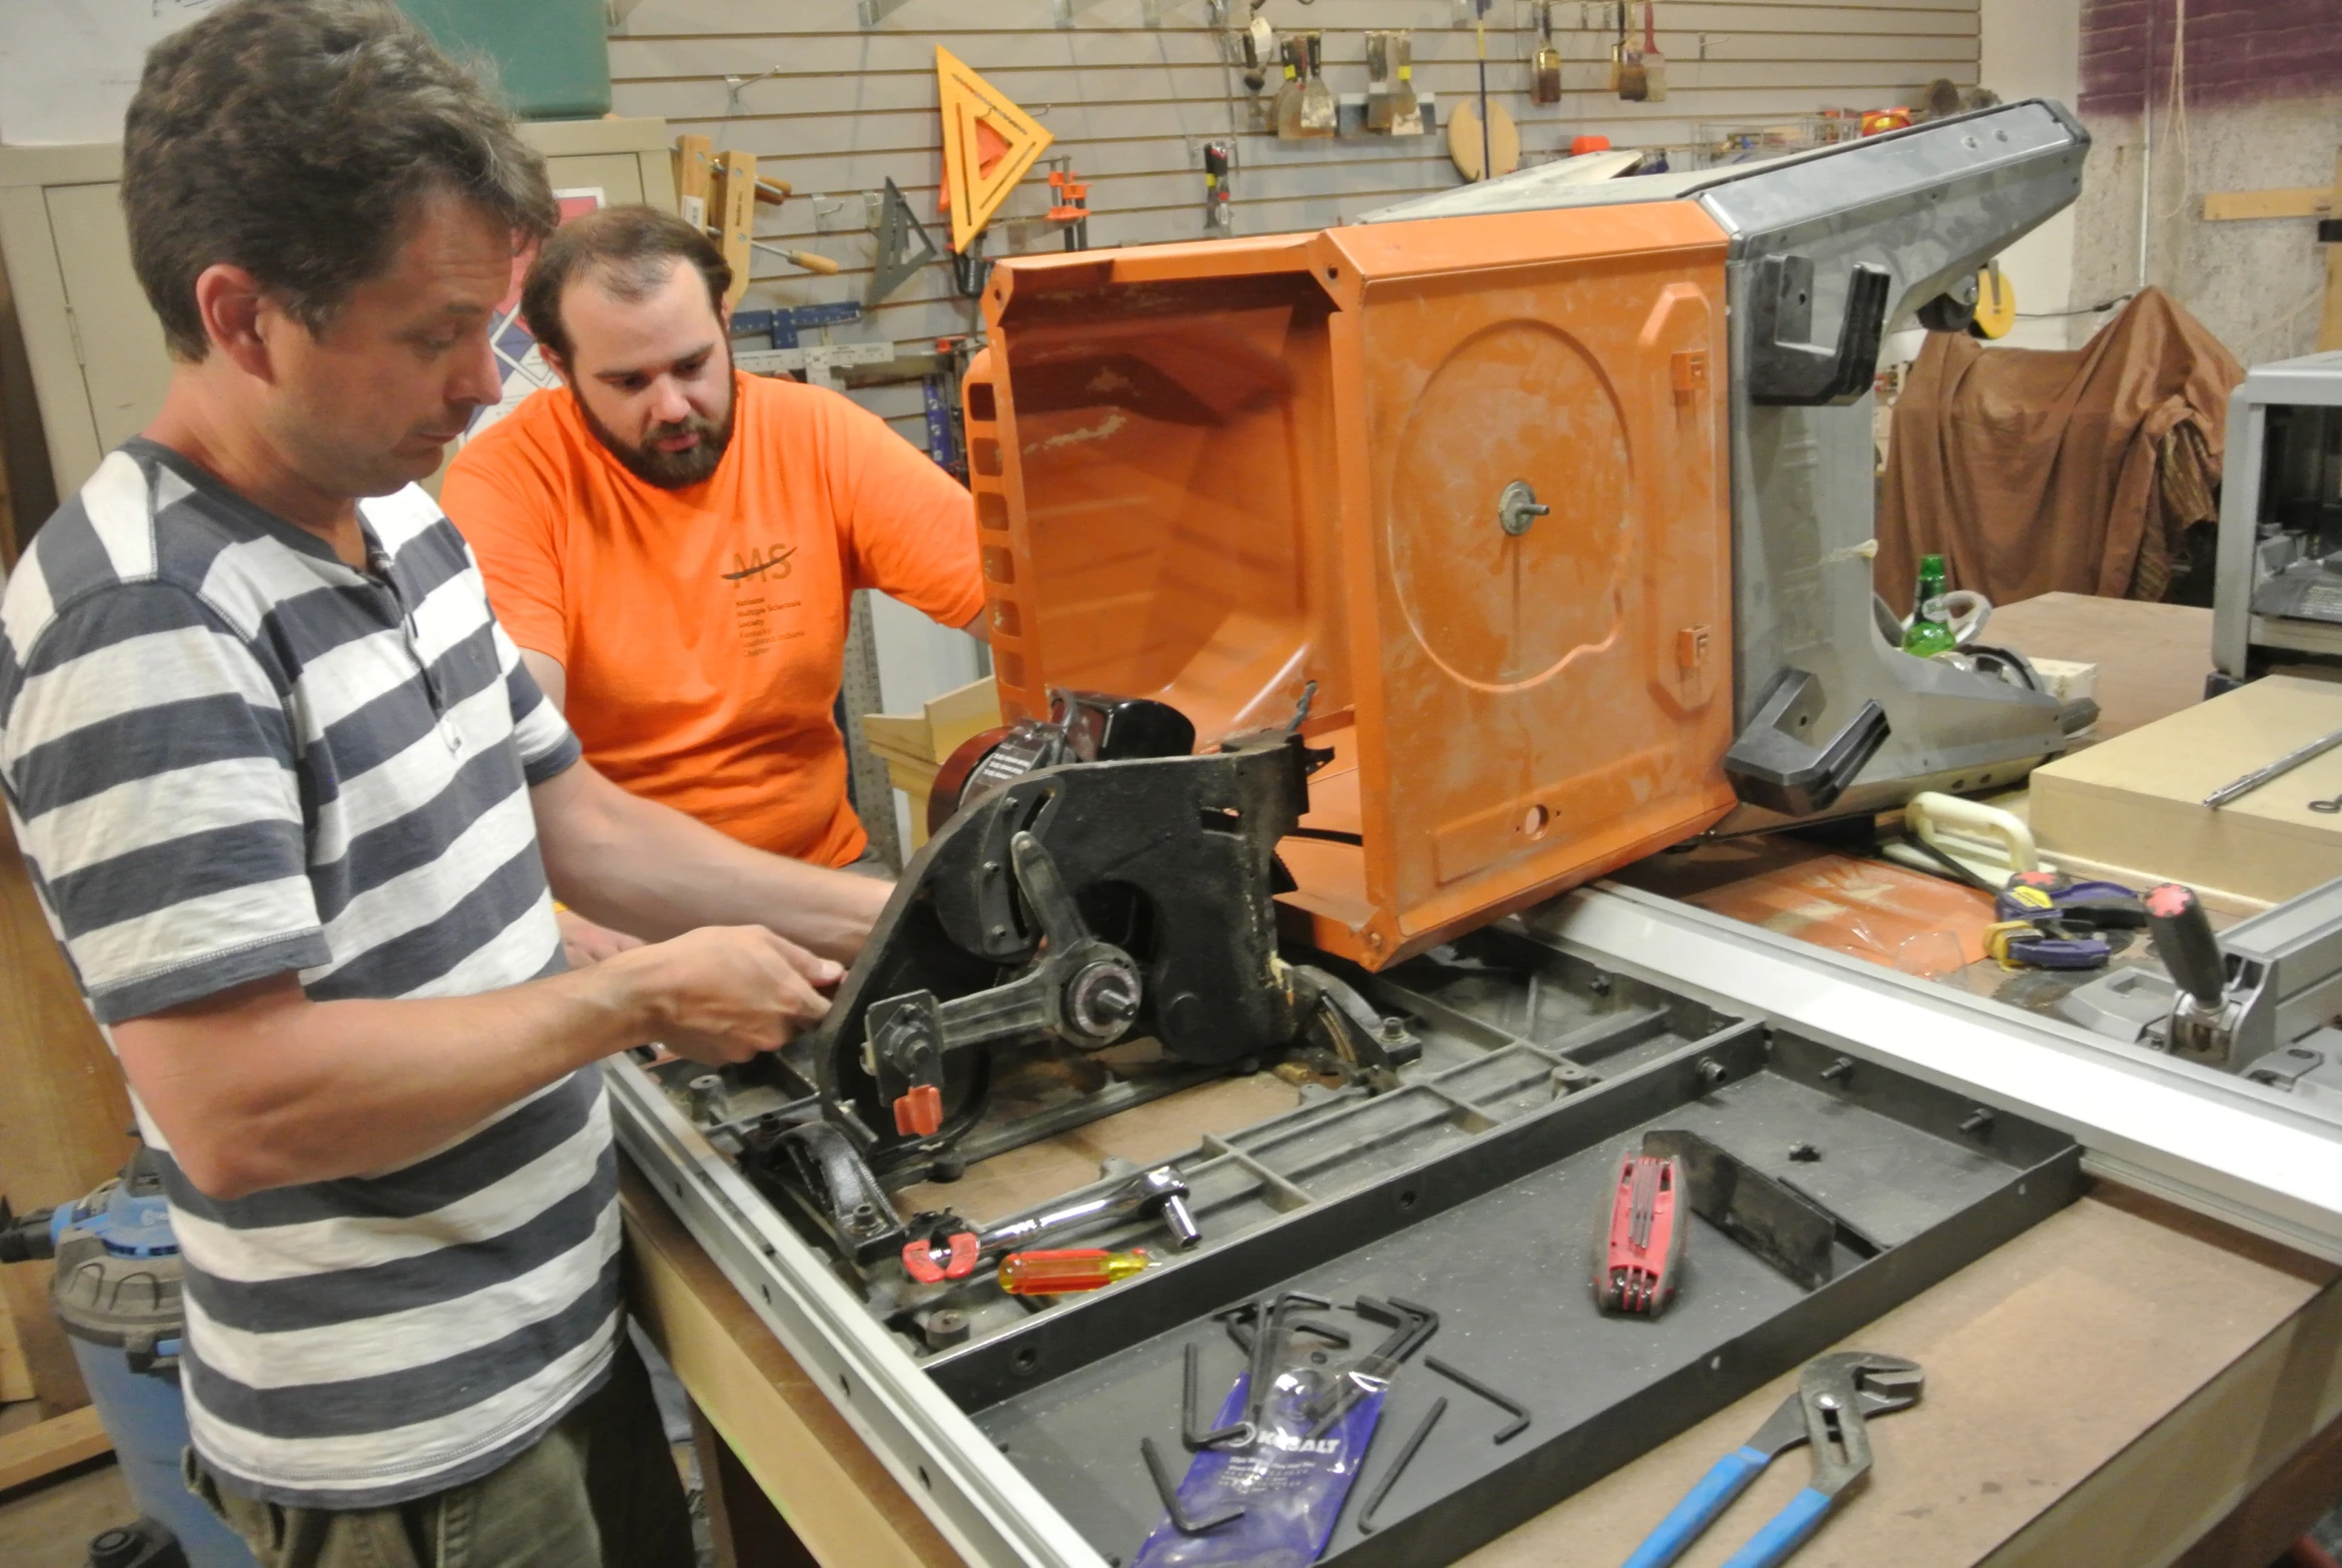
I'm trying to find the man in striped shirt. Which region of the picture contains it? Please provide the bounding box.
[0,4,893,1563]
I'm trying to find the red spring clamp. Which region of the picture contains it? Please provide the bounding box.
[902,1227,979,1284]
[894,1084,943,1137]
[1597,1151,1685,1316]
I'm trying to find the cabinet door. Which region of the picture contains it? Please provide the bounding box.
[45,180,171,481]
[15,137,665,500]
[541,152,644,207]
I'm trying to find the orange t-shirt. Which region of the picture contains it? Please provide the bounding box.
[441,375,984,866]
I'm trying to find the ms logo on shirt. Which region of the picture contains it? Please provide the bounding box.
[722,543,796,583]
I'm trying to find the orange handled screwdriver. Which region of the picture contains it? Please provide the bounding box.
[997,1248,1149,1295]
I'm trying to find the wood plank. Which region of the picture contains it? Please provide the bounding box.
[620,1166,960,1568]
[0,811,133,1415]
[0,1405,109,1493]
[2028,672,2342,905]
[0,1267,84,1417]
[0,1284,33,1405]
[1986,592,2211,742]
[2323,149,2342,354]
[2203,186,2332,223]
[691,1399,819,1568]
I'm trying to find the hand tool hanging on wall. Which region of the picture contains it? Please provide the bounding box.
[1239,14,1277,131]
[1448,2,1518,181]
[1968,259,2016,338]
[868,177,941,306]
[1617,1,1649,101]
[1640,3,1668,101]
[1274,32,1334,139]
[1046,163,1091,249]
[1364,32,1422,135]
[1623,1352,1925,1568]
[672,137,835,302]
[1531,2,1563,105]
[936,46,1054,255]
[1474,1,1492,171]
[1202,141,1235,236]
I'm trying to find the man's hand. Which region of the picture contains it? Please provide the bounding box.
[611,925,841,1066]
[556,907,642,968]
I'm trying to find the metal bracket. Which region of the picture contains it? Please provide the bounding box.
[1722,668,1891,816]
[1746,255,1893,407]
[856,0,915,25]
[735,343,896,391]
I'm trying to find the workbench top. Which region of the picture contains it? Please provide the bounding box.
[625,592,2342,1567]
[626,1163,2342,1567]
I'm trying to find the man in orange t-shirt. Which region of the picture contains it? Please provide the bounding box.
[442,207,985,958]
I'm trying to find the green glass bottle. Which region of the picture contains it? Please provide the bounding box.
[1901,554,1958,657]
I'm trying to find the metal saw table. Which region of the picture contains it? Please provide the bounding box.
[626,1131,2342,1568]
[622,592,2342,1566]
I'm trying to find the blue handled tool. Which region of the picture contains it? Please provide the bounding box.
[1622,1349,1923,1568]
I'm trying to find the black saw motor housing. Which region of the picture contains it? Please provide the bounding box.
[816,727,1314,1165]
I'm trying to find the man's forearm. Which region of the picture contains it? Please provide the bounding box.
[116,962,661,1200]
[533,762,890,963]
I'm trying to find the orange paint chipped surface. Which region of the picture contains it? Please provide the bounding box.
[1683,853,1999,977]
[964,204,1741,967]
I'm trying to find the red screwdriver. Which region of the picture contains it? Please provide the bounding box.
[998,1248,1150,1295]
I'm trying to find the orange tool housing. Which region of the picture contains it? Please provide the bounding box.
[962,204,1738,970]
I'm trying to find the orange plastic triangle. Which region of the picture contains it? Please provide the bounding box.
[976,118,1011,176]
[937,46,1053,254]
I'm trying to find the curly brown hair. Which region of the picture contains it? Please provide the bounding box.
[122,0,557,361]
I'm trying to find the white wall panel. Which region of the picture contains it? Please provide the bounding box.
[615,1,1978,711]
[611,0,1982,440]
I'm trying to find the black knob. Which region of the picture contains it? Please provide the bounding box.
[2145,884,2226,1009]
[89,1524,142,1568]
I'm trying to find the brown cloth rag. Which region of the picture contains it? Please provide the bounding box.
[1877,287,2243,613]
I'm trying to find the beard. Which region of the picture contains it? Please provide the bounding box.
[576,375,738,489]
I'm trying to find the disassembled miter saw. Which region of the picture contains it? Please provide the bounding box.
[604,103,2342,1567]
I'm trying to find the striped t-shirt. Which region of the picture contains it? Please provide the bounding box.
[0,439,620,1508]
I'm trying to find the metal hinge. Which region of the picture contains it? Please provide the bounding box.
[63,304,85,368]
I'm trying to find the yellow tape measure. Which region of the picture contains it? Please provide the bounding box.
[1968,261,2016,340]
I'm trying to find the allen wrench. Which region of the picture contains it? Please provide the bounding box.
[1180,1342,1253,1451]
[1307,1294,1438,1439]
[1355,1395,1447,1534]
[1425,1355,1530,1443]
[1141,1435,1243,1533]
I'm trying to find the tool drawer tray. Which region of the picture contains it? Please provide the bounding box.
[936,1027,2080,1566]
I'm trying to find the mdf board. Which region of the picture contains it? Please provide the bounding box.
[0,116,676,512]
[2028,673,2342,905]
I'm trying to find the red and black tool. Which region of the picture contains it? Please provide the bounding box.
[1597,1150,1685,1316]
[901,1215,980,1283]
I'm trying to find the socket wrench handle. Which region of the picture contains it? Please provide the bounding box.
[2144,883,2226,1009]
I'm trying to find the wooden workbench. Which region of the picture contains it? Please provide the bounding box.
[627,591,2342,1566]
